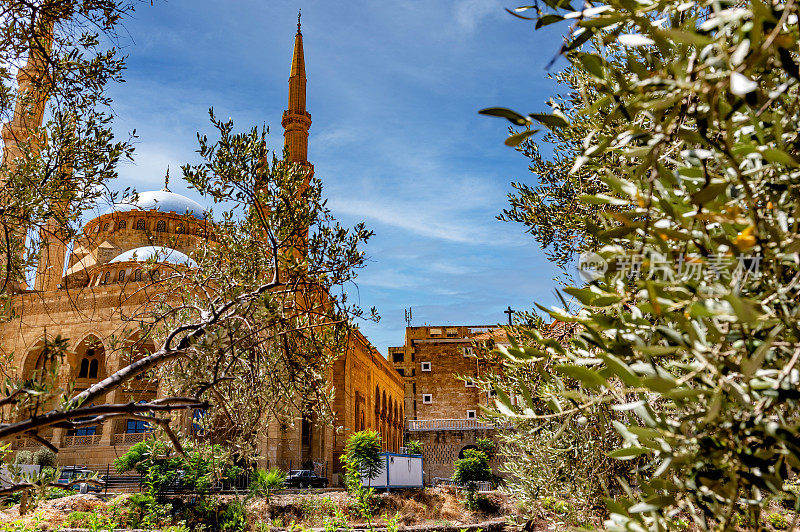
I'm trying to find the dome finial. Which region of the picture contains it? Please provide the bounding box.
[297,9,302,34]
[163,166,171,192]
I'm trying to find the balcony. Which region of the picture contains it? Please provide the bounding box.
[112,432,151,446]
[62,434,103,447]
[406,419,512,431]
[11,438,42,450]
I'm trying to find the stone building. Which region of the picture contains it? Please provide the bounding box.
[388,325,509,482]
[0,20,403,484]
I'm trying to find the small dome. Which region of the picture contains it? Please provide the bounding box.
[105,190,206,220]
[109,246,197,268]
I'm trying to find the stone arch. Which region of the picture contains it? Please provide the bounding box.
[381,390,388,448]
[21,338,53,379]
[374,386,380,430]
[73,334,107,381]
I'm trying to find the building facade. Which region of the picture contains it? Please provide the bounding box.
[389,325,508,482]
[0,21,403,484]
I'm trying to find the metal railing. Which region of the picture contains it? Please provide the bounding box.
[407,419,511,431]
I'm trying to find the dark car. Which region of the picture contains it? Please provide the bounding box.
[55,466,103,492]
[285,469,328,489]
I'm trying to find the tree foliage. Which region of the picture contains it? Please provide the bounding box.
[141,111,374,457]
[485,0,800,529]
[0,0,137,295]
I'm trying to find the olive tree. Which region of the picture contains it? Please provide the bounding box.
[483,0,800,529]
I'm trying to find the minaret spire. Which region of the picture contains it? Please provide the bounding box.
[282,12,311,164]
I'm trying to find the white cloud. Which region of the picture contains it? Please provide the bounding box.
[454,0,504,33]
[329,196,509,245]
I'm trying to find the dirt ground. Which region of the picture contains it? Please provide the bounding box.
[0,489,518,530]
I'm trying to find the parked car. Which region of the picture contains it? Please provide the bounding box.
[55,466,103,492]
[285,469,328,489]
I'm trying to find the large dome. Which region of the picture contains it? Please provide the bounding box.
[106,189,206,220]
[109,246,197,268]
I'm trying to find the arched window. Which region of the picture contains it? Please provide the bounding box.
[118,270,125,283]
[103,223,110,231]
[78,358,89,378]
[135,219,146,230]
[75,337,104,382]
[103,271,111,284]
[176,224,185,234]
[134,269,142,281]
[118,220,127,230]
[151,270,160,281]
[156,220,166,232]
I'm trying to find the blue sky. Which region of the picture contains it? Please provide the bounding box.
[105,0,568,354]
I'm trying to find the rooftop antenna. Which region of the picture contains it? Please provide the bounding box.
[404,307,413,327]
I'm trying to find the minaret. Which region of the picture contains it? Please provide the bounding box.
[281,11,312,166]
[2,13,55,292]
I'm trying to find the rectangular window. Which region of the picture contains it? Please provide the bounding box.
[446,328,459,337]
[467,410,477,419]
[392,352,404,363]
[422,394,433,404]
[463,347,474,357]
[126,419,151,434]
[465,379,475,387]
[397,368,405,376]
[421,362,431,372]
[429,328,442,336]
[68,426,97,437]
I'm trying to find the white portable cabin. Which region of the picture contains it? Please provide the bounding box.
[361,452,423,490]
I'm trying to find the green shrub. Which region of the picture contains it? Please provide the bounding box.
[345,430,384,483]
[224,465,244,483]
[63,511,93,528]
[299,496,337,519]
[474,438,495,460]
[124,492,173,529]
[220,499,247,532]
[249,468,286,503]
[453,449,491,486]
[453,449,491,509]
[14,451,33,465]
[768,513,790,530]
[405,440,423,455]
[32,448,56,468]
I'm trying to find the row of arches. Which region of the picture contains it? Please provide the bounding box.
[23,334,155,384]
[22,335,159,441]
[90,267,156,287]
[93,217,205,237]
[374,385,403,452]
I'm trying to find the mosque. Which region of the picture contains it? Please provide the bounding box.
[0,20,404,484]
